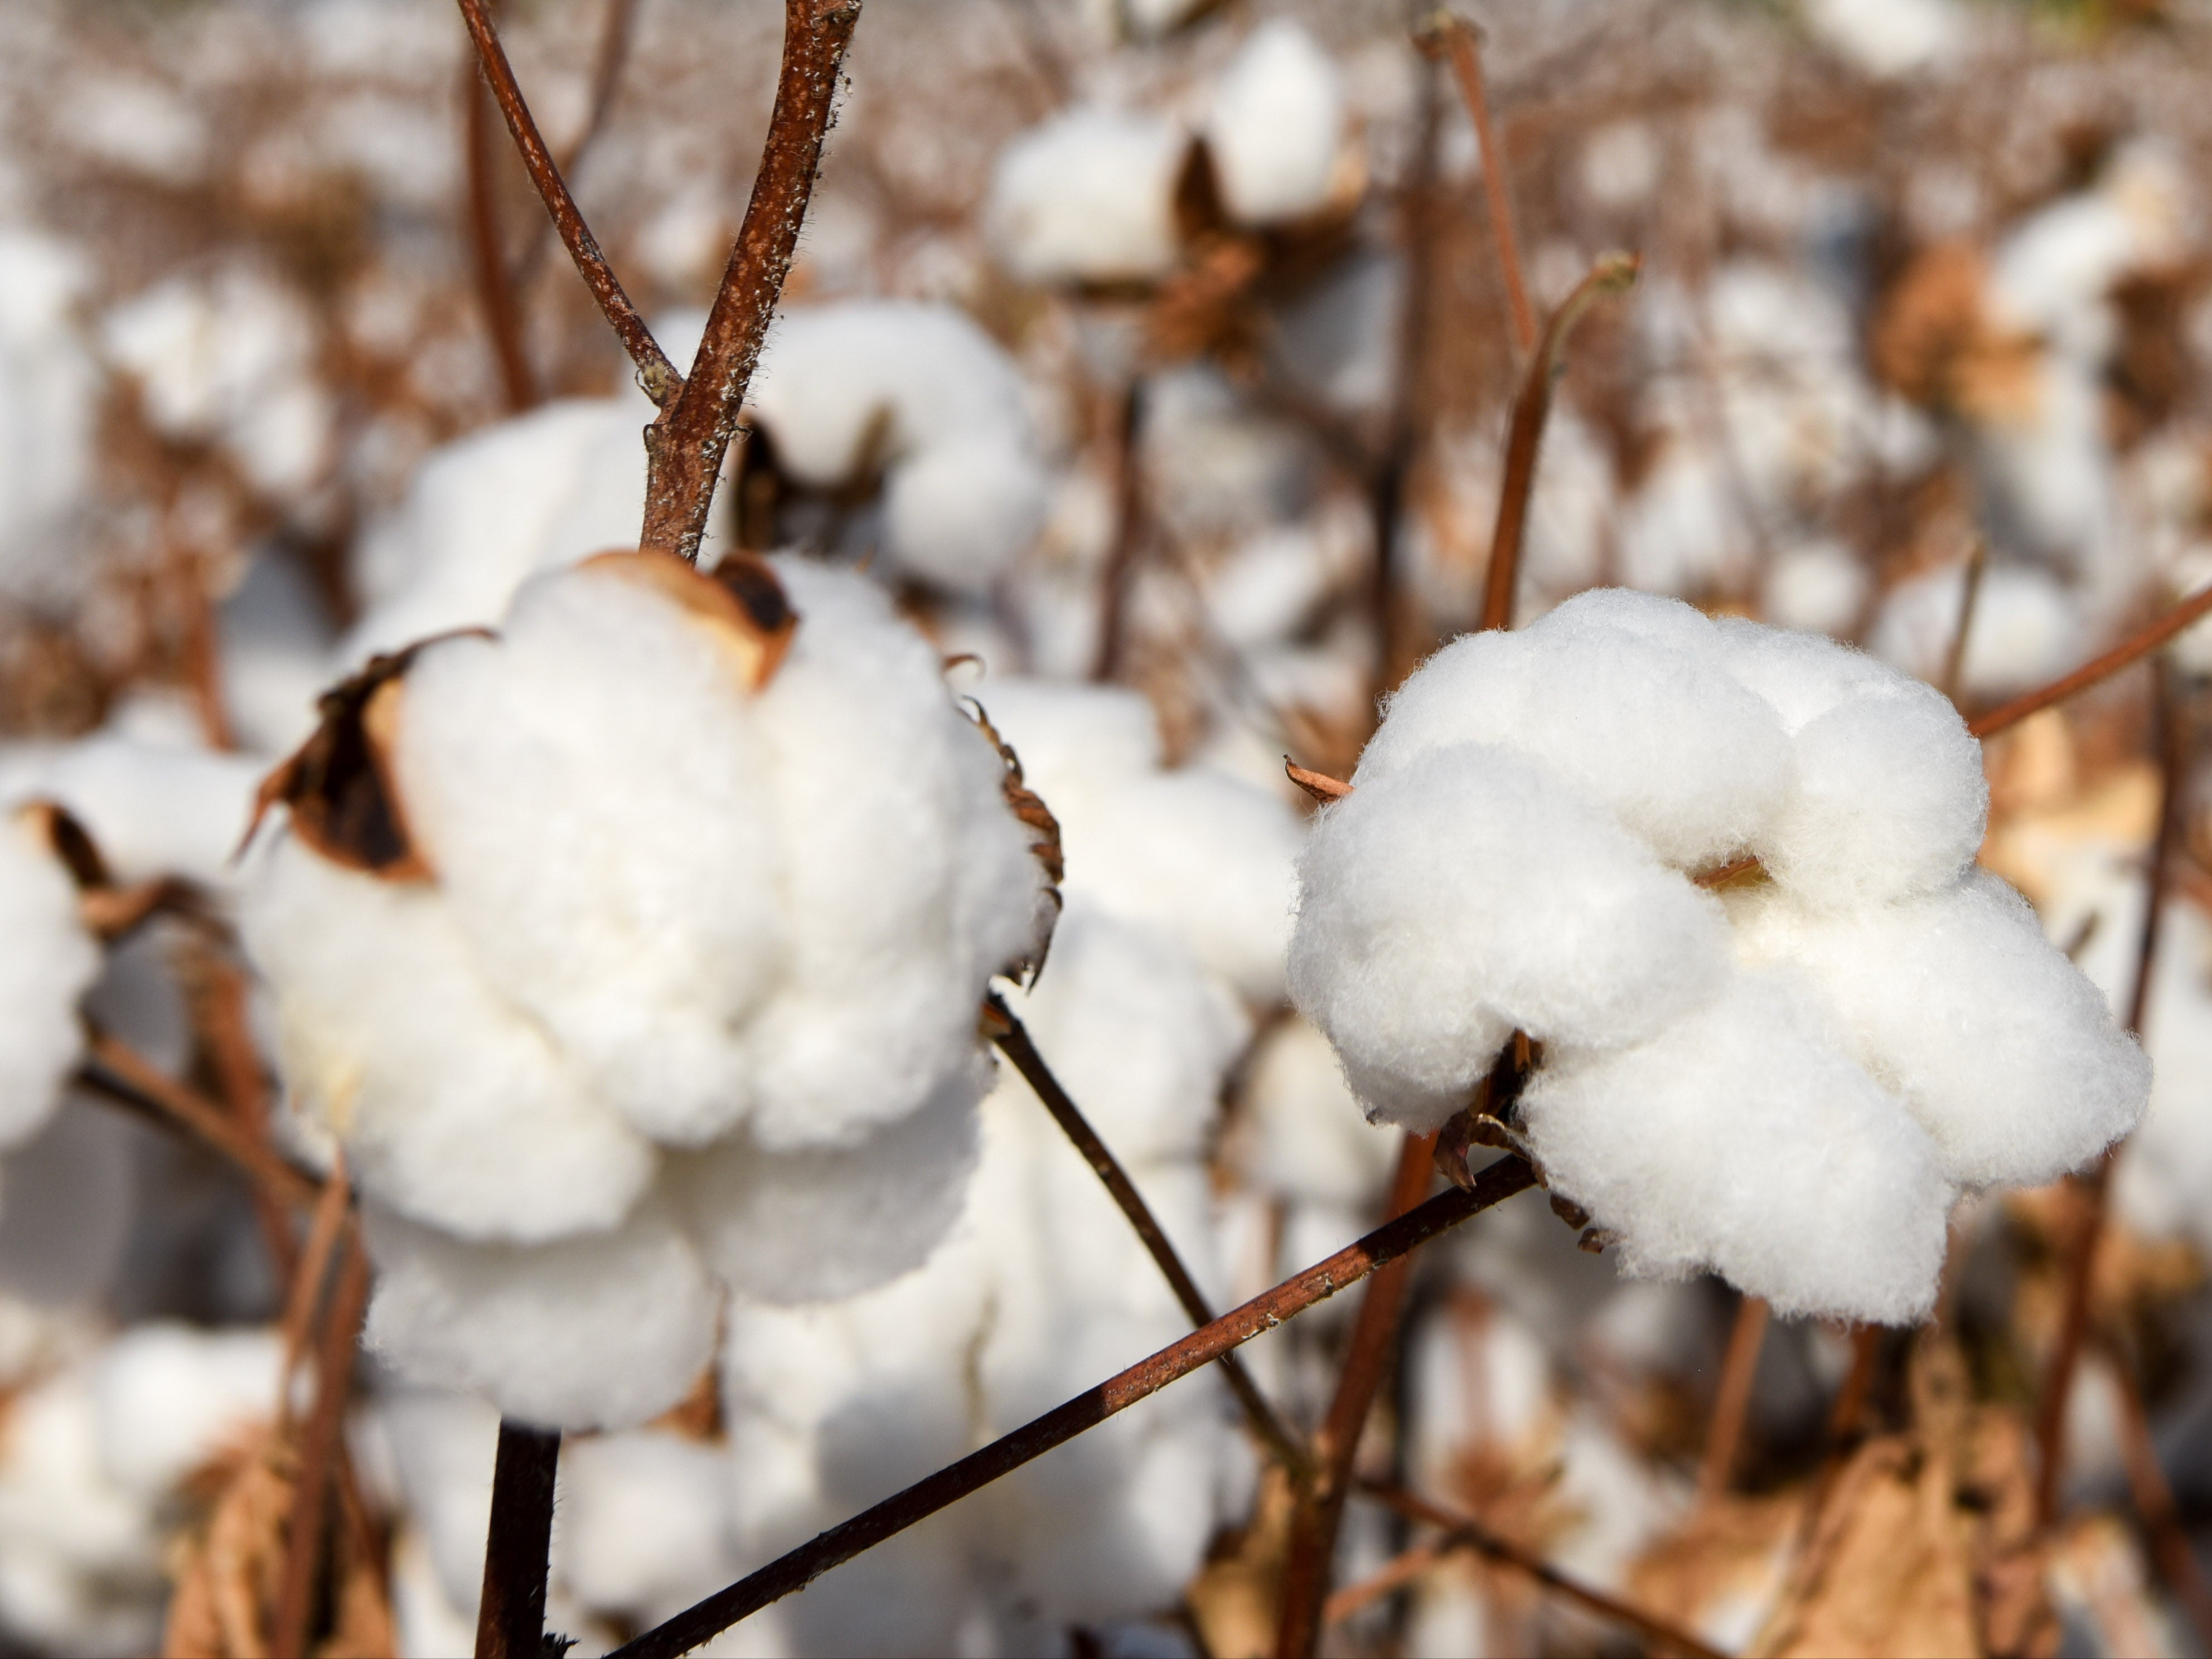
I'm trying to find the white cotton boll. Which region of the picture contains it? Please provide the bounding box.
[1803,0,1963,80]
[1706,616,1905,733]
[344,395,650,659]
[1869,561,2083,698]
[1202,522,1339,648]
[0,814,96,1148]
[1763,540,1869,636]
[0,234,98,603]
[376,1390,499,1614]
[1239,1017,1398,1207]
[242,836,658,1243]
[1522,971,1954,1323]
[1614,440,1752,598]
[1357,593,1793,869]
[1202,22,1346,226]
[389,1526,486,1659]
[362,1201,717,1432]
[1731,874,2147,1189]
[880,434,1048,594]
[670,1058,985,1305]
[553,1431,737,1624]
[1290,745,1732,1129]
[90,1323,284,1497]
[0,735,262,887]
[987,108,1185,285]
[1756,677,1987,908]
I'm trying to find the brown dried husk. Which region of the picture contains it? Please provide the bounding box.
[961,699,1063,981]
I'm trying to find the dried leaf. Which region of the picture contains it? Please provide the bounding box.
[18,799,109,887]
[247,648,440,881]
[164,1431,298,1659]
[963,700,1063,981]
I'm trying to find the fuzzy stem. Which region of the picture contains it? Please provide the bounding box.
[609,1157,1538,1659]
[475,1419,563,1659]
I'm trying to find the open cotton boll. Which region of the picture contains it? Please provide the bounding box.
[1804,0,1964,78]
[668,1058,984,1306]
[1357,592,1792,867]
[1291,745,1732,1130]
[1762,540,1870,637]
[553,1431,738,1626]
[362,1201,718,1432]
[0,734,262,888]
[1522,971,1955,1323]
[0,234,98,604]
[90,1323,283,1498]
[1203,21,1346,226]
[1731,872,2147,1188]
[880,433,1048,594]
[987,107,1184,285]
[1870,561,2083,698]
[1755,676,1987,909]
[1238,1016,1400,1207]
[243,836,659,1243]
[375,1389,499,1616]
[0,812,97,1147]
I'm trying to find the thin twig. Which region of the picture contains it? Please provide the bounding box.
[986,996,1310,1479]
[272,1234,371,1659]
[1092,382,1147,682]
[2035,661,2185,1524]
[79,1032,318,1210]
[1939,539,1988,704]
[2104,1331,2212,1650]
[454,0,679,404]
[476,1419,563,1659]
[1274,1129,1441,1658]
[197,950,301,1288]
[637,0,861,561]
[1970,581,2212,739]
[1479,253,1639,633]
[277,1156,354,1423]
[1344,1481,1727,1659]
[1697,1294,1769,1507]
[1421,14,1535,356]
[610,1157,1540,1659]
[462,52,540,414]
[512,0,647,295]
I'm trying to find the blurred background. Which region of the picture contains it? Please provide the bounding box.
[6,0,2212,1653]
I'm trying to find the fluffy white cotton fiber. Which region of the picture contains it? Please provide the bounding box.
[245,552,1051,1429]
[1202,21,1346,226]
[0,812,96,1151]
[1291,588,2144,1321]
[987,108,1185,285]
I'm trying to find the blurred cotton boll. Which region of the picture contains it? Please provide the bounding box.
[1203,21,1348,226]
[0,235,99,606]
[987,107,1185,285]
[0,811,98,1151]
[1870,559,2084,698]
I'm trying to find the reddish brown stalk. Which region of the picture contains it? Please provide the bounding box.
[1092,382,1147,682]
[476,1419,564,1659]
[198,952,299,1286]
[463,56,539,414]
[1479,253,1639,634]
[1422,14,1535,355]
[512,0,646,295]
[611,1157,1540,1659]
[1939,540,1988,704]
[1697,1294,1770,1507]
[1274,1129,1441,1658]
[455,0,677,405]
[277,1157,353,1411]
[272,1236,371,1659]
[1970,581,2212,738]
[2035,662,2185,1525]
[637,0,861,561]
[1347,1482,1727,1658]
[2106,1335,2212,1650]
[79,1032,318,1210]
[986,996,1310,1479]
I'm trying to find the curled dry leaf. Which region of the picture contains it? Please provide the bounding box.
[163,1432,297,1659]
[964,699,1063,980]
[582,549,798,690]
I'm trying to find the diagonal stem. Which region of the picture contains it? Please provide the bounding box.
[475,1419,564,1659]
[272,1231,371,1658]
[1971,581,2212,738]
[1423,14,1535,356]
[609,1157,1538,1659]
[463,48,539,413]
[79,1032,318,1210]
[985,995,1310,1481]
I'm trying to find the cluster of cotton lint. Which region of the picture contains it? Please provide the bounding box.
[241,550,1053,1430]
[1291,589,2150,1323]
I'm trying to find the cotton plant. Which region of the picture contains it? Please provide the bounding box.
[1290,588,2148,1323]
[241,550,1054,1430]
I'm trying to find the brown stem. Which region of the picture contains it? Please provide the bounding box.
[1479,253,1639,634]
[1697,1293,1769,1508]
[1343,1482,1727,1659]
[79,1032,318,1210]
[463,52,540,414]
[512,0,646,297]
[1092,381,1147,683]
[475,1419,563,1659]
[1939,539,1988,704]
[197,950,301,1288]
[2105,1333,2212,1650]
[455,0,678,405]
[277,1157,354,1415]
[985,996,1310,1480]
[637,0,860,561]
[609,1157,1540,1659]
[1970,581,2212,739]
[1274,1129,1441,1658]
[272,1234,371,1659]
[1423,14,1535,355]
[2035,661,2184,1524]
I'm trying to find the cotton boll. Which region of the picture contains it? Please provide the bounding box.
[1763,540,1869,636]
[1756,677,1987,908]
[1731,873,2147,1188]
[362,1201,718,1432]
[880,433,1047,594]
[0,812,96,1147]
[1521,971,1954,1323]
[90,1323,284,1498]
[1613,440,1752,598]
[988,108,1184,285]
[376,1390,498,1614]
[669,1058,985,1306]
[1238,1016,1398,1207]
[1203,21,1346,226]
[1869,561,2083,698]
[0,735,262,887]
[554,1431,738,1624]
[1291,745,1732,1129]
[0,234,98,604]
[242,835,659,1243]
[1357,594,1793,869]
[1804,0,1964,79]
[1705,615,1906,733]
